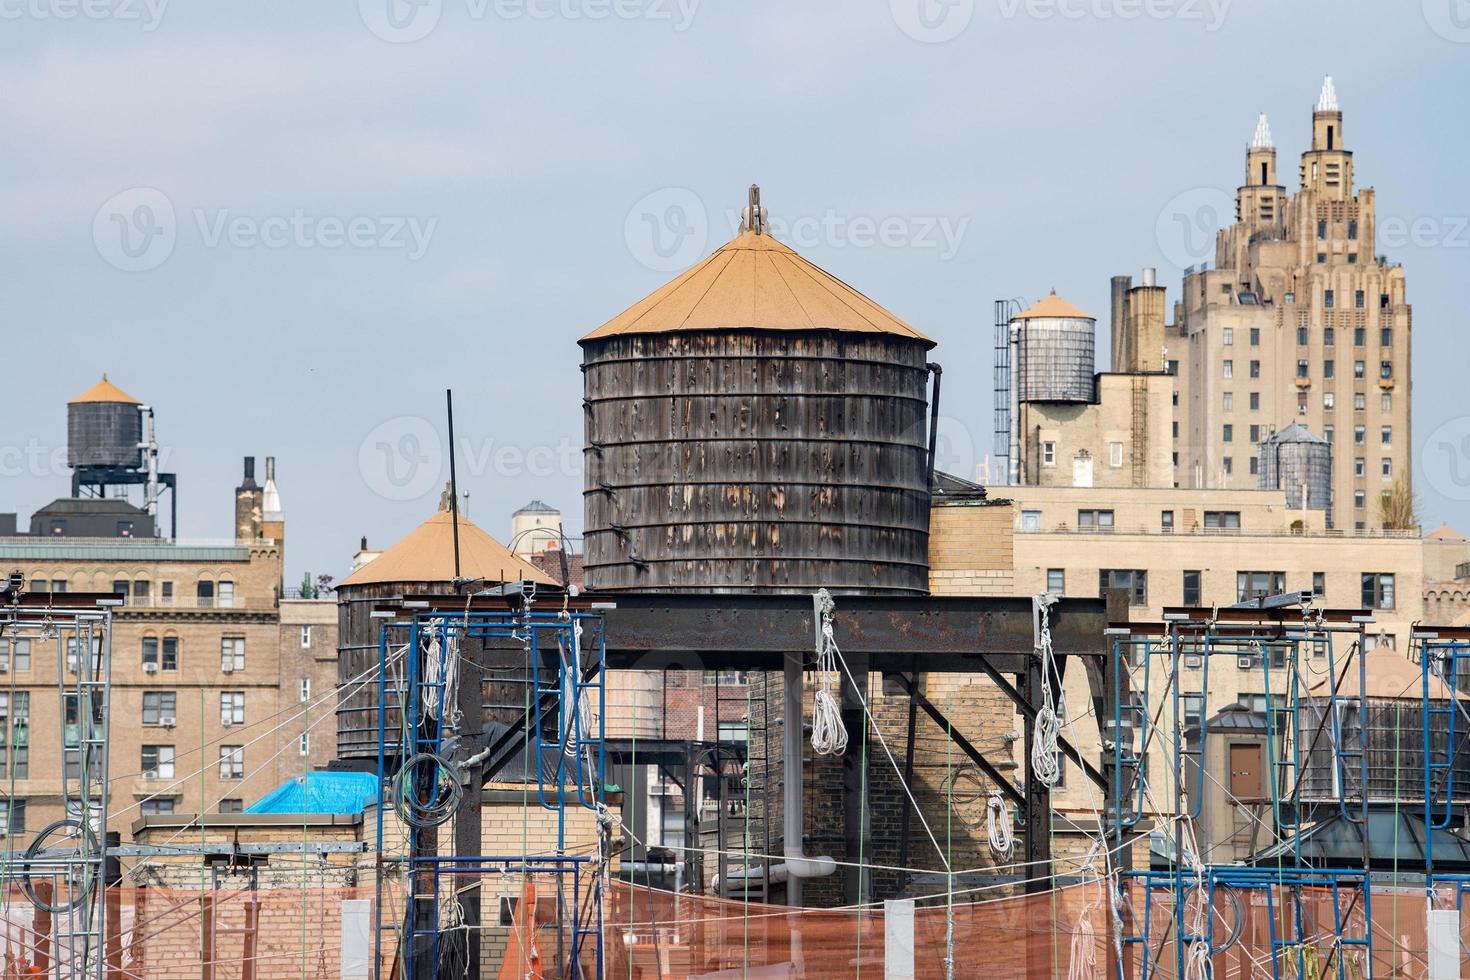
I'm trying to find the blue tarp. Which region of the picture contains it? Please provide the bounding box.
[244,771,380,814]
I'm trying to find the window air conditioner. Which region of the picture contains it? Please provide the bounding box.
[221,664,234,675]
[142,771,158,780]
[159,717,175,728]
[1237,656,1254,670]
[142,663,158,674]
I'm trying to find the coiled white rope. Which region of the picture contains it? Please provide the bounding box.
[984,790,1013,857]
[811,589,848,756]
[1031,595,1062,787]
[423,621,462,728]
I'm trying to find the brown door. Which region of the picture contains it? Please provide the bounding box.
[1229,743,1263,800]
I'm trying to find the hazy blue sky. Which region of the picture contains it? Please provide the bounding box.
[3,0,1468,583]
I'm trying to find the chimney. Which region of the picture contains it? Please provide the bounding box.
[234,456,263,544]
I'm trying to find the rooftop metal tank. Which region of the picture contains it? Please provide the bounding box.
[67,376,142,469]
[1258,423,1331,512]
[580,198,937,595]
[1010,291,1096,404]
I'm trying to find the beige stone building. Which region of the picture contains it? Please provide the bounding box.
[0,457,338,844]
[1163,78,1411,530]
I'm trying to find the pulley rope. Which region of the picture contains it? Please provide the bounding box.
[811,589,848,756]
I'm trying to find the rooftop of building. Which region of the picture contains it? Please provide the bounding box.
[338,505,556,588]
[1011,290,1094,321]
[514,499,559,515]
[69,374,140,405]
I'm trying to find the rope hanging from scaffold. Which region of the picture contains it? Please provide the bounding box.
[811,589,848,756]
[985,790,1014,857]
[1031,594,1062,787]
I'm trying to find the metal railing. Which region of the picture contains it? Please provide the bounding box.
[1016,522,1419,539]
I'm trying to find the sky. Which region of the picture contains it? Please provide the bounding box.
[3,0,1469,584]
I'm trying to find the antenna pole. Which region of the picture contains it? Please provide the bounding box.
[446,388,462,585]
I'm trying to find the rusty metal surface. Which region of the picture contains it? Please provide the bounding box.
[593,592,1107,672]
[582,330,932,594]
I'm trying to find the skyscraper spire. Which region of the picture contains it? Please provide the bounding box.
[1251,112,1273,149]
[1317,74,1339,112]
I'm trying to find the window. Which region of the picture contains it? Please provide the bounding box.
[1109,442,1124,468]
[1046,569,1065,594]
[1182,693,1204,731]
[1249,360,1260,379]
[1354,425,1366,444]
[1381,426,1392,445]
[1249,328,1260,346]
[1222,328,1234,346]
[1323,424,1334,444]
[1297,326,1309,346]
[1173,421,1180,438]
[1323,359,1334,379]
[1249,456,1258,475]
[1361,573,1395,611]
[1040,442,1056,467]
[134,579,149,600]
[162,637,178,671]
[299,733,310,757]
[51,580,66,592]
[1237,571,1286,602]
[1381,457,1392,478]
[1222,360,1233,379]
[1317,220,1327,240]
[1381,392,1392,412]
[1354,392,1366,411]
[1324,327,1334,347]
[1354,327,1366,346]
[0,694,30,780]
[1312,572,1325,598]
[1204,511,1241,530]
[1354,489,1367,509]
[1354,360,1366,380]
[0,639,29,673]
[217,581,234,609]
[1354,458,1366,477]
[141,637,160,669]
[1355,290,1365,309]
[1322,392,1334,410]
[1223,424,1234,443]
[1296,359,1309,379]
[1380,361,1393,381]
[142,692,176,726]
[1348,219,1358,240]
[1100,569,1148,606]
[1222,457,1233,475]
[196,581,214,607]
[140,799,175,815]
[220,692,245,727]
[1222,392,1233,411]
[1020,510,1041,532]
[219,746,244,780]
[1324,289,1334,308]
[221,637,245,673]
[299,677,312,702]
[161,581,173,603]
[300,626,312,649]
[1380,328,1392,348]
[1161,511,1174,533]
[0,800,25,835]
[220,799,244,814]
[1078,509,1115,531]
[142,745,176,779]
[1249,392,1259,411]
[113,579,130,598]
[1317,252,1326,264]
[1183,570,1202,606]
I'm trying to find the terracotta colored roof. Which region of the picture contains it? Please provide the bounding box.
[1012,291,1094,321]
[1308,646,1464,700]
[340,509,556,588]
[580,230,932,345]
[1426,523,1467,542]
[70,375,140,405]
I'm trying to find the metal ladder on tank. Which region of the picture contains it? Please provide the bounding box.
[712,670,766,901]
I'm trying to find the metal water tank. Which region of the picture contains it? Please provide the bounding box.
[581,219,936,595]
[1010,292,1096,403]
[1258,423,1331,511]
[67,376,142,469]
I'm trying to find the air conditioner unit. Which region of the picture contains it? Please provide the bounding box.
[1184,655,1203,668]
[142,771,158,781]
[222,719,234,728]
[1237,656,1254,670]
[221,664,235,675]
[159,717,175,728]
[142,663,158,675]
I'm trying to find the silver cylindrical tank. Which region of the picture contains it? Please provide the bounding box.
[1258,423,1331,511]
[1296,694,1470,803]
[1010,295,1096,403]
[582,330,933,594]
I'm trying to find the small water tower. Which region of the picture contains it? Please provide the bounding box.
[66,376,177,538]
[1258,423,1331,517]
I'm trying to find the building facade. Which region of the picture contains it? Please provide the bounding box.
[1165,79,1411,530]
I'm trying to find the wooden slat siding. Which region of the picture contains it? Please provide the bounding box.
[1294,698,1470,803]
[583,331,934,594]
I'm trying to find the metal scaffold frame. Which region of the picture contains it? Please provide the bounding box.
[1107,598,1379,980]
[0,584,119,980]
[372,591,609,980]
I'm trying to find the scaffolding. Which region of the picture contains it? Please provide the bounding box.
[372,591,609,980]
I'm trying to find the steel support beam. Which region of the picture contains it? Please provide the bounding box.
[885,671,1024,809]
[969,655,1108,791]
